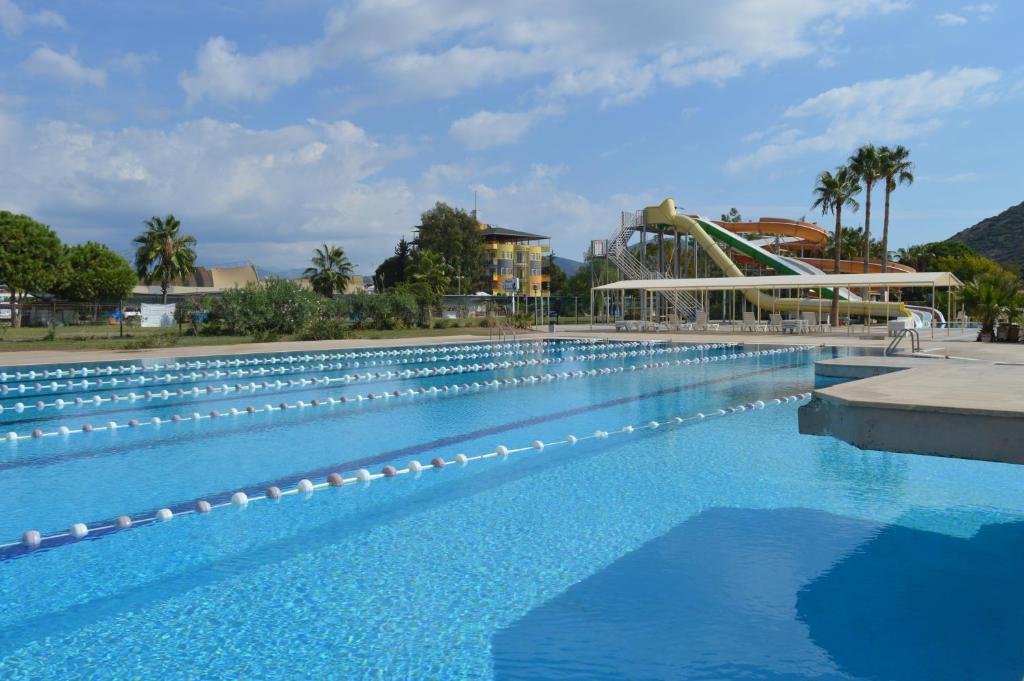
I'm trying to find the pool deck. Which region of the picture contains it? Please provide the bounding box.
[799,353,1024,465]
[554,326,1024,463]
[0,334,507,367]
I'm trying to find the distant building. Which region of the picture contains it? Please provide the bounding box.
[131,264,260,300]
[479,224,550,297]
[294,274,368,295]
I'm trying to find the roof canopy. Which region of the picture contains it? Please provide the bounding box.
[478,225,549,241]
[593,272,963,292]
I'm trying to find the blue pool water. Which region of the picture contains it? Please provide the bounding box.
[0,338,1021,680]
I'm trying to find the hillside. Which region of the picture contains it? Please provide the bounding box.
[949,201,1024,267]
[552,255,584,277]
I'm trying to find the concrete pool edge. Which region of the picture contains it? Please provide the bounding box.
[799,360,1024,464]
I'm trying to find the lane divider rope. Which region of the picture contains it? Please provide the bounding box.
[2,347,809,442]
[0,338,625,382]
[2,343,739,413]
[5,390,814,553]
[0,339,664,394]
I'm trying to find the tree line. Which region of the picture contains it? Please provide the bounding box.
[0,211,201,327]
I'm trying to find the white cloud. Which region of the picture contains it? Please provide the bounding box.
[936,3,997,26]
[0,108,424,269]
[179,37,317,106]
[373,46,548,99]
[464,166,656,260]
[21,47,106,87]
[0,0,65,35]
[110,51,158,74]
[449,107,558,150]
[0,99,650,270]
[935,12,968,26]
[181,0,910,107]
[964,3,997,18]
[726,66,1000,172]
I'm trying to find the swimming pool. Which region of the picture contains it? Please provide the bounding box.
[1,338,1022,680]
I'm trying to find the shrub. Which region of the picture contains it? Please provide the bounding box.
[251,329,281,343]
[299,318,349,341]
[341,291,420,330]
[208,280,326,336]
[511,311,534,329]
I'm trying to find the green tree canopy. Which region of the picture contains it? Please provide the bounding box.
[373,236,413,291]
[399,250,450,320]
[133,214,197,304]
[0,211,66,327]
[822,227,882,261]
[303,242,354,298]
[812,164,861,324]
[896,241,976,272]
[935,252,1006,284]
[547,253,569,296]
[414,202,482,293]
[57,241,137,306]
[720,208,743,223]
[848,144,883,275]
[877,145,914,271]
[963,270,1022,336]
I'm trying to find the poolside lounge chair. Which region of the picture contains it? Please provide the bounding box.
[742,311,768,333]
[686,311,719,331]
[768,313,784,333]
[801,311,830,334]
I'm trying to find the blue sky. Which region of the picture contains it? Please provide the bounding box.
[1,0,1021,272]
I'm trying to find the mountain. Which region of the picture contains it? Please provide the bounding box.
[552,256,584,277]
[256,266,306,280]
[949,201,1024,267]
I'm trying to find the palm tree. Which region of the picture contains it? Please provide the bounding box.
[878,145,914,272]
[303,243,354,298]
[848,145,883,283]
[407,250,450,320]
[133,215,198,304]
[963,270,1022,339]
[812,166,861,325]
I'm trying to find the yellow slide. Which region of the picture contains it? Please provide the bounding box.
[643,199,911,320]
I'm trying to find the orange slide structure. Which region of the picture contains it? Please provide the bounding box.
[712,217,915,274]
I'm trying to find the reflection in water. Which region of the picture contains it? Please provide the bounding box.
[494,508,878,680]
[493,507,1024,680]
[798,519,1024,681]
[814,443,909,503]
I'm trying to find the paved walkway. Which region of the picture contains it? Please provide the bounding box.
[0,334,525,367]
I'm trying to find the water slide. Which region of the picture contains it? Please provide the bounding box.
[643,199,917,322]
[702,213,943,325]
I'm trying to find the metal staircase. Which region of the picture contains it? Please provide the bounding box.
[606,211,701,322]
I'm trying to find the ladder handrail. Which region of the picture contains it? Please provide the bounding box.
[884,328,920,356]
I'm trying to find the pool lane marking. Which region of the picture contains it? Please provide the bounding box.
[0,391,812,559]
[1,342,733,417]
[1,357,749,474]
[0,338,626,383]
[1,345,765,443]
[0,338,650,396]
[0,363,812,558]
[0,353,785,477]
[0,349,799,469]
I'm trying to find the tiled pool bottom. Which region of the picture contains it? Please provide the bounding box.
[0,341,1022,680]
